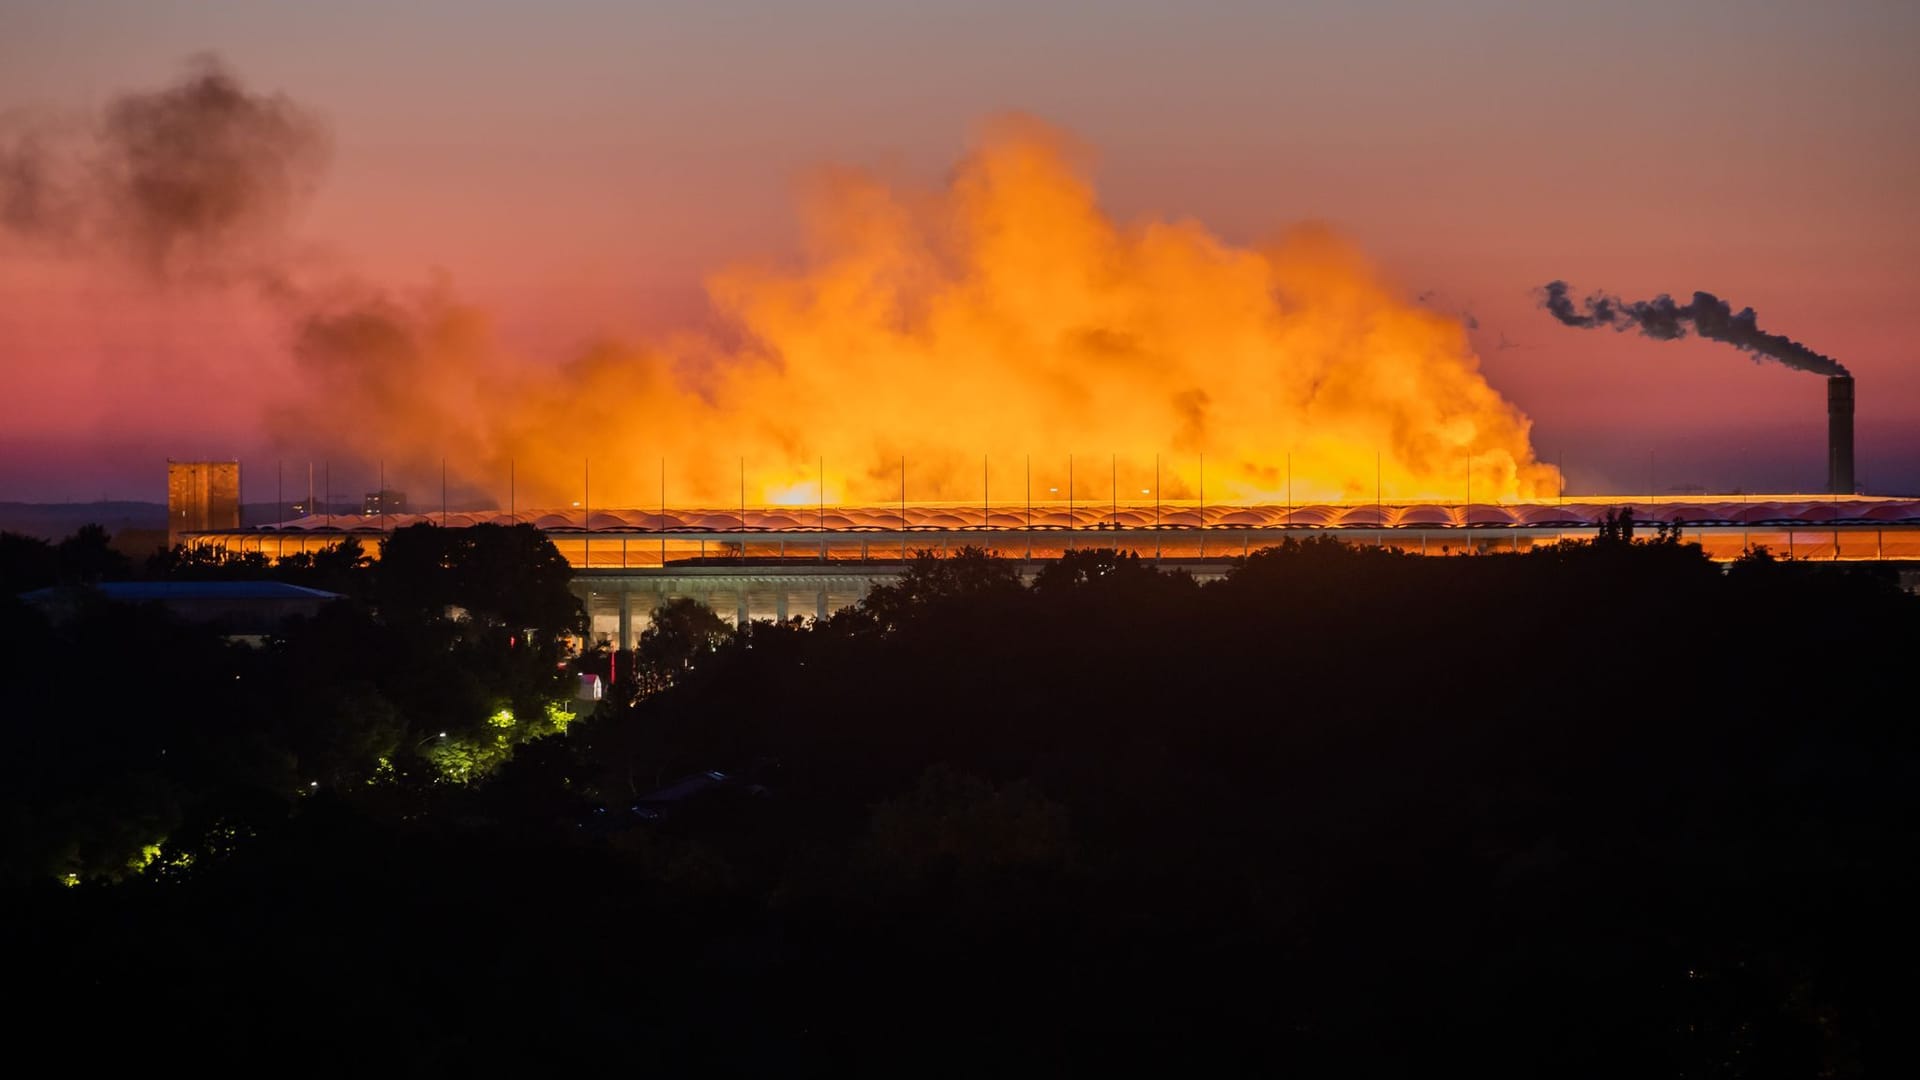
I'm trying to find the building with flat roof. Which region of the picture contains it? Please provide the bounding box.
[166,460,240,548]
[363,490,407,517]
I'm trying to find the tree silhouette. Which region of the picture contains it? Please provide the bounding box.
[55,524,131,582]
[635,597,732,697]
[5,525,1916,1075]
[860,546,1024,632]
[0,531,58,593]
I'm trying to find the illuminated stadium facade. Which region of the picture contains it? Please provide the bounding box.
[180,495,1920,647]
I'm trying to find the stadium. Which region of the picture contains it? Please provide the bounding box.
[177,493,1920,649]
[158,326,1918,650]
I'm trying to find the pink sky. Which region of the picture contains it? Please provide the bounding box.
[2,0,1915,501]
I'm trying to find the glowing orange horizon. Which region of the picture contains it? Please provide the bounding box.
[185,494,1920,569]
[244,492,1916,534]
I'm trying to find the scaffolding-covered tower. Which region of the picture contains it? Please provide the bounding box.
[167,460,241,548]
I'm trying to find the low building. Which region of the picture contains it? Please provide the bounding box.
[363,490,407,517]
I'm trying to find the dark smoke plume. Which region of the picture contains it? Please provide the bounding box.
[1539,280,1846,377]
[0,55,328,280]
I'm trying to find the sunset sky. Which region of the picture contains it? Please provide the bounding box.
[2,0,1916,503]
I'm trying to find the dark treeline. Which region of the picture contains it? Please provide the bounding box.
[0,523,582,882]
[0,525,374,594]
[4,521,1918,1075]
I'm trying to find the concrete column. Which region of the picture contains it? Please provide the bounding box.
[816,588,828,621]
[618,588,633,651]
[736,588,749,628]
[775,589,789,623]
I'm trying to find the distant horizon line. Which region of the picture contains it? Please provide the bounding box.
[8,490,1920,512]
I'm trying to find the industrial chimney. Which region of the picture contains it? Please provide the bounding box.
[1827,376,1855,495]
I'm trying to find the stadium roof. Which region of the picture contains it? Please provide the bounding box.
[242,496,1920,534]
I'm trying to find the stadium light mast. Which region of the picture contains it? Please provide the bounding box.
[1199,453,1205,560]
[1557,451,1564,546]
[1741,449,1750,551]
[1154,453,1162,561]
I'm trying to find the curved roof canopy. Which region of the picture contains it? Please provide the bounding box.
[247,496,1920,533]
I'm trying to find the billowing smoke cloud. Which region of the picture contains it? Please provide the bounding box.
[274,122,1560,507]
[9,59,1562,508]
[0,55,328,281]
[1539,280,1846,377]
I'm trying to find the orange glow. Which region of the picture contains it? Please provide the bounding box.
[283,118,1559,507]
[762,481,825,508]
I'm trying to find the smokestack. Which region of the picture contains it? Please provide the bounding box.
[1828,375,1855,495]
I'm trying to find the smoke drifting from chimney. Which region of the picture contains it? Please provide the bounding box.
[0,54,329,282]
[1539,280,1847,377]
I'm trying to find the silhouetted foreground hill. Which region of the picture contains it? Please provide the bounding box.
[6,534,1917,1075]
[0,501,359,538]
[0,500,164,538]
